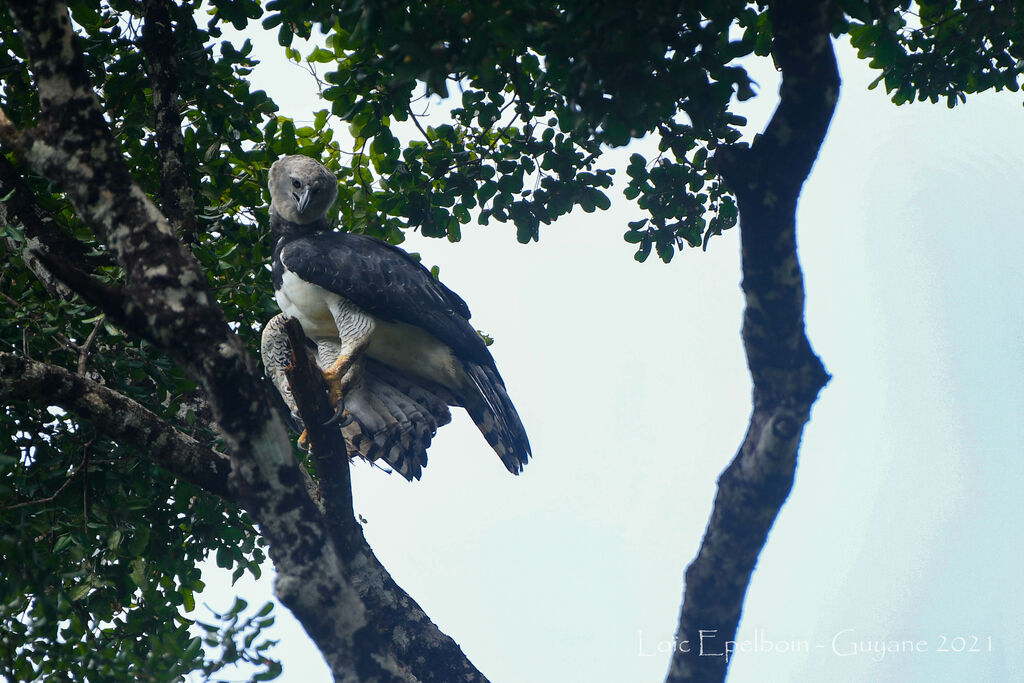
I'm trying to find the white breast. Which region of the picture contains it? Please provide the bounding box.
[276,270,344,338]
[277,270,467,391]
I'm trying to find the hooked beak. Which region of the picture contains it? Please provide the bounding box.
[293,186,311,214]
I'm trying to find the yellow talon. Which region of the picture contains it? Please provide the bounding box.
[322,354,351,407]
[325,373,346,407]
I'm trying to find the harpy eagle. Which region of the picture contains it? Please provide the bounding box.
[260,155,531,479]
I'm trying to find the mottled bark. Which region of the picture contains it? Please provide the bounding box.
[283,317,360,544]
[284,318,489,682]
[666,2,837,682]
[140,0,199,243]
[0,2,487,680]
[346,546,492,683]
[0,1,365,678]
[0,156,89,302]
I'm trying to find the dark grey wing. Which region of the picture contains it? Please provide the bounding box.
[280,232,495,368]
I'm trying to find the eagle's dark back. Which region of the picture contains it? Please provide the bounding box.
[270,224,531,474]
[273,230,494,368]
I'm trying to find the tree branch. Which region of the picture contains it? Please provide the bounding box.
[346,543,491,682]
[282,318,361,549]
[75,315,104,374]
[0,3,493,680]
[0,3,370,678]
[0,351,232,499]
[140,0,199,243]
[0,156,156,336]
[668,2,837,681]
[0,156,90,302]
[282,318,490,681]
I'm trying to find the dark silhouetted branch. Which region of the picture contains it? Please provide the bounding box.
[282,318,361,550]
[668,2,837,682]
[140,0,199,243]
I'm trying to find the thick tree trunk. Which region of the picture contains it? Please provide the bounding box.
[0,1,487,680]
[666,2,837,681]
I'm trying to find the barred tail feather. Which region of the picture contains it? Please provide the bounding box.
[463,362,531,474]
[345,383,424,480]
[340,360,453,481]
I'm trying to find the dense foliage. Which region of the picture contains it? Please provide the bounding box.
[1,0,1020,680]
[1,1,282,678]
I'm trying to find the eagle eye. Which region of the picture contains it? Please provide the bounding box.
[291,178,301,189]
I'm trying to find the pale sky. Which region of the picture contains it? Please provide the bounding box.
[192,28,1024,683]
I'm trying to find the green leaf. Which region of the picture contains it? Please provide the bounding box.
[129,558,147,588]
[254,661,284,681]
[307,47,335,63]
[446,216,462,242]
[53,534,75,553]
[279,119,297,154]
[228,598,249,617]
[68,584,91,601]
[278,24,294,47]
[478,180,498,203]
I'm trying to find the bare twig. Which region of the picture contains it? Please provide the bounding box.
[81,437,91,531]
[77,316,104,375]
[408,105,432,142]
[2,451,87,512]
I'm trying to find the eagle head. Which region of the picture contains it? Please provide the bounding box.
[269,155,339,225]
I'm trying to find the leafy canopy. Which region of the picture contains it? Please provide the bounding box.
[2,0,1022,680]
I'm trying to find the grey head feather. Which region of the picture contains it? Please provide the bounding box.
[268,155,339,224]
